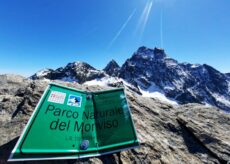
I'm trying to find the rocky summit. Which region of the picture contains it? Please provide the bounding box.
[119,47,230,112]
[31,46,230,112]
[0,74,229,164]
[103,59,120,77]
[31,62,106,84]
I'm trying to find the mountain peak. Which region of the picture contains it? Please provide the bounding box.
[153,47,166,60]
[154,47,165,55]
[136,46,166,59]
[65,61,96,70]
[107,59,119,67]
[119,46,230,112]
[103,59,120,76]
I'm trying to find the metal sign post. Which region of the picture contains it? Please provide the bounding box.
[9,83,139,161]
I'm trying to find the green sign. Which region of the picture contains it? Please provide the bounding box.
[9,83,139,161]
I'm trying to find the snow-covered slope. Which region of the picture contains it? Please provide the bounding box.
[83,76,121,87]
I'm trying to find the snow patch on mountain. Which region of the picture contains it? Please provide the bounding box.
[133,78,178,105]
[191,64,200,68]
[84,77,178,105]
[211,92,230,107]
[83,77,120,87]
[164,58,178,67]
[137,82,178,105]
[35,69,51,77]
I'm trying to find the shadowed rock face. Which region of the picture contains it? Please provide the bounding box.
[0,75,229,164]
[103,60,120,77]
[226,73,230,79]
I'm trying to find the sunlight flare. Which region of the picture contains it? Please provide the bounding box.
[107,8,136,49]
[134,0,153,41]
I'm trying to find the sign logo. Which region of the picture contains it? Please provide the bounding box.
[48,91,66,104]
[67,95,82,107]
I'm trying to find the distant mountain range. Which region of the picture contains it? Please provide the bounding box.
[31,46,230,112]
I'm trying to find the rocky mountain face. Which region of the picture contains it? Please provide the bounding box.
[226,73,230,79]
[119,47,230,112]
[103,59,120,77]
[31,47,230,112]
[31,62,106,83]
[0,75,230,164]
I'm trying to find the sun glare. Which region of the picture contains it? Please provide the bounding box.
[135,0,153,42]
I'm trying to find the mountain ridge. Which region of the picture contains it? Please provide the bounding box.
[31,46,230,112]
[31,61,106,83]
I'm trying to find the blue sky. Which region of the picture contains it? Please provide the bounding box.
[0,0,229,76]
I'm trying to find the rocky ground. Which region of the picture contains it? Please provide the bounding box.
[0,74,229,164]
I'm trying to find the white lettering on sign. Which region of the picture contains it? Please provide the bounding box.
[48,91,66,104]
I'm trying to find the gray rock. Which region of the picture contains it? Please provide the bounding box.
[0,75,229,164]
[177,104,230,163]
